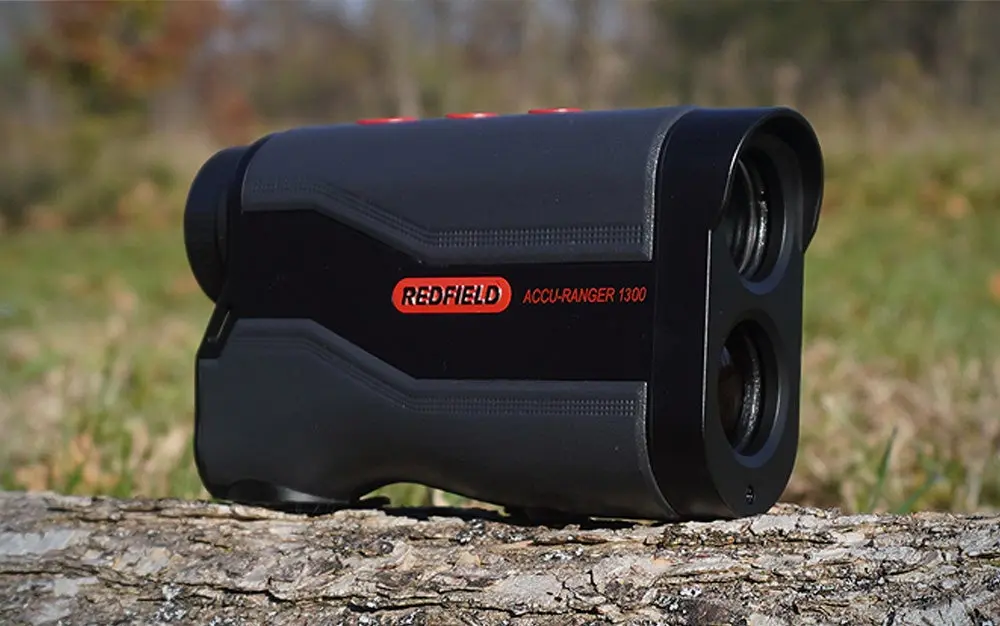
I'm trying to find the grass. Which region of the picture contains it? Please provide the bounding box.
[1,132,999,515]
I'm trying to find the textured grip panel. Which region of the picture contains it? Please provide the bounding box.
[240,107,693,264]
[195,318,675,520]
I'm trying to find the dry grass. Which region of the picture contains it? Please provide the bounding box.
[1,310,203,499]
[791,342,1000,514]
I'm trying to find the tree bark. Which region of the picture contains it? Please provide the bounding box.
[1,492,999,626]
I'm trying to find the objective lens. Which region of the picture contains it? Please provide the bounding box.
[721,157,771,280]
[718,325,765,454]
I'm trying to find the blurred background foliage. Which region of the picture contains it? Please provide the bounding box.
[1,0,999,516]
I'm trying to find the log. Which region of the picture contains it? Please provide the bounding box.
[1,491,999,626]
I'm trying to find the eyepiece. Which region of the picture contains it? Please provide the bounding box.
[184,146,246,302]
[717,321,768,455]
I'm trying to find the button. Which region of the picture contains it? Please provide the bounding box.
[446,112,498,119]
[528,108,582,114]
[356,117,417,125]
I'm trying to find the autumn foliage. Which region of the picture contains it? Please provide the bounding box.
[22,0,223,119]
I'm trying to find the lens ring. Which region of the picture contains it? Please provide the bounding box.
[725,161,752,274]
[721,154,773,281]
[718,323,767,454]
[734,330,763,452]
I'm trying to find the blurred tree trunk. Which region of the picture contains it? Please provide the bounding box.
[515,0,542,111]
[568,0,600,108]
[372,0,422,118]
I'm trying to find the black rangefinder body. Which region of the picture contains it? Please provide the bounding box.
[184,106,824,522]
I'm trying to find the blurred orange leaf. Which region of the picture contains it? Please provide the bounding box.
[14,464,50,492]
[168,274,201,298]
[944,194,971,220]
[990,272,1000,303]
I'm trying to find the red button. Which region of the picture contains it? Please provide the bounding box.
[446,112,498,119]
[356,117,417,125]
[528,108,582,114]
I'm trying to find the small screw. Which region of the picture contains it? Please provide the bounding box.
[745,485,755,505]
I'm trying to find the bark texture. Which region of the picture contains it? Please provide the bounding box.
[1,491,999,626]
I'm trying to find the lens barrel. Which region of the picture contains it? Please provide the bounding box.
[721,154,773,282]
[718,323,766,454]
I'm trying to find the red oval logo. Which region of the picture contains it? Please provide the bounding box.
[392,276,512,314]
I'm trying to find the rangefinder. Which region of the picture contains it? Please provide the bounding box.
[184,105,824,522]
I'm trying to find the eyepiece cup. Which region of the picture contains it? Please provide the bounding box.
[184,146,247,302]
